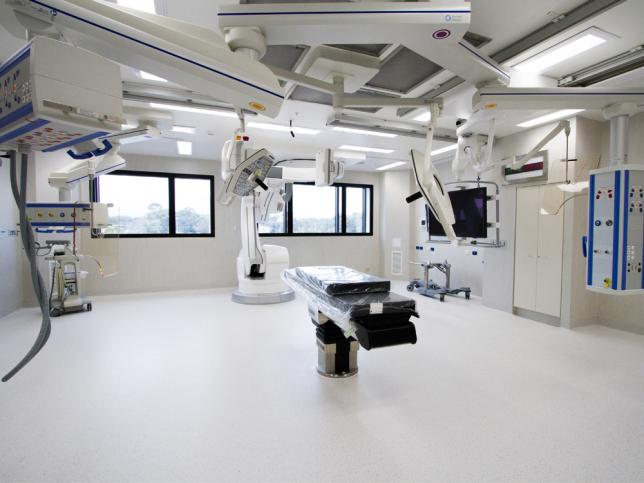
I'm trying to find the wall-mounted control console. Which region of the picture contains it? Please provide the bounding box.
[587,165,644,294]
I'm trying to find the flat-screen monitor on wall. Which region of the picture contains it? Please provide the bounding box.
[426,187,488,238]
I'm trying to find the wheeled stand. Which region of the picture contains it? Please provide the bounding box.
[408,260,471,302]
[50,301,92,317]
[47,243,94,317]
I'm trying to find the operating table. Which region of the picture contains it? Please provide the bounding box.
[282,266,418,377]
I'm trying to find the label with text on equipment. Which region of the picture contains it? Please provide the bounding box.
[369,302,383,315]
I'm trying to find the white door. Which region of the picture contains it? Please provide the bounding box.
[514,186,540,311]
[535,185,564,317]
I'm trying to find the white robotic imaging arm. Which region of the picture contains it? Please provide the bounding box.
[408,103,457,241]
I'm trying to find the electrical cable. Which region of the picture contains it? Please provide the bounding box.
[34,242,53,256]
[81,254,114,278]
[3,151,52,382]
[48,264,57,316]
[550,192,588,216]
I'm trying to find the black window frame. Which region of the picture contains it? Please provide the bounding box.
[92,169,215,238]
[259,182,373,237]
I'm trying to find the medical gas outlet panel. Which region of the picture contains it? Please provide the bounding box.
[26,203,109,230]
[587,165,644,294]
[0,36,122,152]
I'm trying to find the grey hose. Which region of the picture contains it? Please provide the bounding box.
[2,151,52,382]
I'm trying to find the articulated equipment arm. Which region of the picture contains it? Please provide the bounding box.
[408,103,457,240]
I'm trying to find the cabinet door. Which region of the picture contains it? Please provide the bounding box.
[535,185,564,317]
[514,186,540,311]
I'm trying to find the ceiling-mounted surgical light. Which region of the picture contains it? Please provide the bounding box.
[331,126,397,138]
[338,145,394,154]
[376,161,406,171]
[150,102,237,118]
[517,109,584,128]
[247,122,320,135]
[514,28,612,74]
[139,71,167,82]
[177,141,192,156]
[117,0,156,14]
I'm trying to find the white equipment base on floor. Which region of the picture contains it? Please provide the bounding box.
[232,244,295,304]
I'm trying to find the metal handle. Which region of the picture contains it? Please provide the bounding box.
[406,191,423,204]
[255,178,268,191]
[66,149,94,160]
[582,235,588,258]
[92,139,113,157]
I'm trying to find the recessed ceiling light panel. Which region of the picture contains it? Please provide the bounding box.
[247,122,319,135]
[376,161,406,171]
[338,145,394,154]
[431,144,458,156]
[413,111,432,123]
[139,70,167,82]
[334,150,367,160]
[332,126,397,138]
[517,109,584,128]
[513,27,614,74]
[150,102,237,118]
[177,141,192,156]
[172,125,196,134]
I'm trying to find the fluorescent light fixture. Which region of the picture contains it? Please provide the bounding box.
[515,31,607,73]
[121,123,137,130]
[332,126,397,138]
[139,70,167,82]
[117,0,156,14]
[172,125,196,134]
[517,109,584,128]
[150,102,237,118]
[413,111,432,122]
[376,161,406,171]
[334,150,367,161]
[177,141,192,156]
[338,145,394,154]
[247,122,320,135]
[431,144,458,156]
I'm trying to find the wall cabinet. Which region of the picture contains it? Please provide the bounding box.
[514,185,564,317]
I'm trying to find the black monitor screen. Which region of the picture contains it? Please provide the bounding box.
[426,187,488,238]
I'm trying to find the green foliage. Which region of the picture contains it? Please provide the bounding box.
[105,203,210,235]
[176,207,210,234]
[293,217,336,233]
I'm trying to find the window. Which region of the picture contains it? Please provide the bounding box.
[292,184,339,234]
[345,186,370,233]
[258,182,373,236]
[94,170,214,237]
[258,212,286,234]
